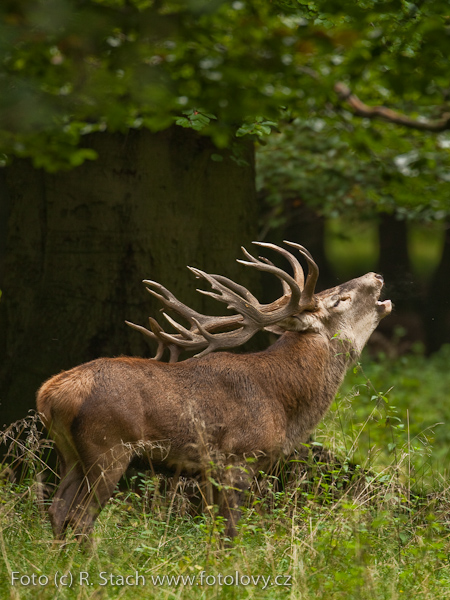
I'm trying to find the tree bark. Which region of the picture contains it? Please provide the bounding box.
[377,213,415,310]
[0,169,10,286]
[0,127,258,426]
[375,213,430,352]
[425,223,450,353]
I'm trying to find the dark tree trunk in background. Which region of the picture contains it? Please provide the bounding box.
[377,213,414,308]
[0,170,10,285]
[425,224,450,353]
[283,200,334,291]
[376,213,426,351]
[0,127,258,426]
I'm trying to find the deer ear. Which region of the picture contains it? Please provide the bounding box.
[277,312,321,333]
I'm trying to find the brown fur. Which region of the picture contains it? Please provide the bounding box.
[37,272,391,541]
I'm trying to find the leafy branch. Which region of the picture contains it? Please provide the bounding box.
[335,82,450,133]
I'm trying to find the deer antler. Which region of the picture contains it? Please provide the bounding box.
[126,241,319,362]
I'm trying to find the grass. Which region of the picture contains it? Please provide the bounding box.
[2,347,450,599]
[331,344,450,481]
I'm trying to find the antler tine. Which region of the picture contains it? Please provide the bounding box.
[156,329,207,350]
[189,266,270,324]
[154,317,257,361]
[283,241,319,309]
[191,318,259,358]
[237,246,302,320]
[147,317,180,362]
[125,319,158,342]
[252,241,305,289]
[259,256,291,296]
[143,279,209,326]
[132,279,252,359]
[125,318,167,361]
[162,312,198,340]
[127,280,215,360]
[283,241,315,262]
[206,273,260,305]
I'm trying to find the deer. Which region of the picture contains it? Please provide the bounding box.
[36,241,392,541]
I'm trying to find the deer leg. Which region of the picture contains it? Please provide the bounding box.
[48,444,86,539]
[48,463,85,539]
[217,465,251,541]
[66,444,132,540]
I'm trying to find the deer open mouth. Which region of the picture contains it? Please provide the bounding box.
[374,274,392,317]
[376,299,392,316]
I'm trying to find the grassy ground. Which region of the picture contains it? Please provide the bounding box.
[2,348,450,599]
[334,344,450,481]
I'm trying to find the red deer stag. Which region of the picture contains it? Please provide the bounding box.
[37,241,391,541]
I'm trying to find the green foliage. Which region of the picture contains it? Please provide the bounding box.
[1,0,449,175]
[0,0,320,165]
[236,118,278,140]
[321,345,450,484]
[257,114,450,233]
[175,109,217,132]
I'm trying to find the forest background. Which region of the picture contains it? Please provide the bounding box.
[1,0,450,426]
[2,2,450,598]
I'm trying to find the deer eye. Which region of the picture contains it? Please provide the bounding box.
[332,295,350,308]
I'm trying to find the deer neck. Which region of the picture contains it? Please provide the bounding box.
[264,331,354,451]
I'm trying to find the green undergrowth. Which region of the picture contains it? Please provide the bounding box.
[326,344,450,486]
[1,347,450,599]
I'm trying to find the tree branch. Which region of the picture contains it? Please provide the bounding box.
[334,82,450,132]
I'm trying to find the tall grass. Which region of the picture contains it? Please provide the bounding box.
[2,348,450,599]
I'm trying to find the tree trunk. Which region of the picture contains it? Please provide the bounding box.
[0,127,258,426]
[375,213,427,352]
[0,169,10,285]
[377,212,414,308]
[425,223,450,353]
